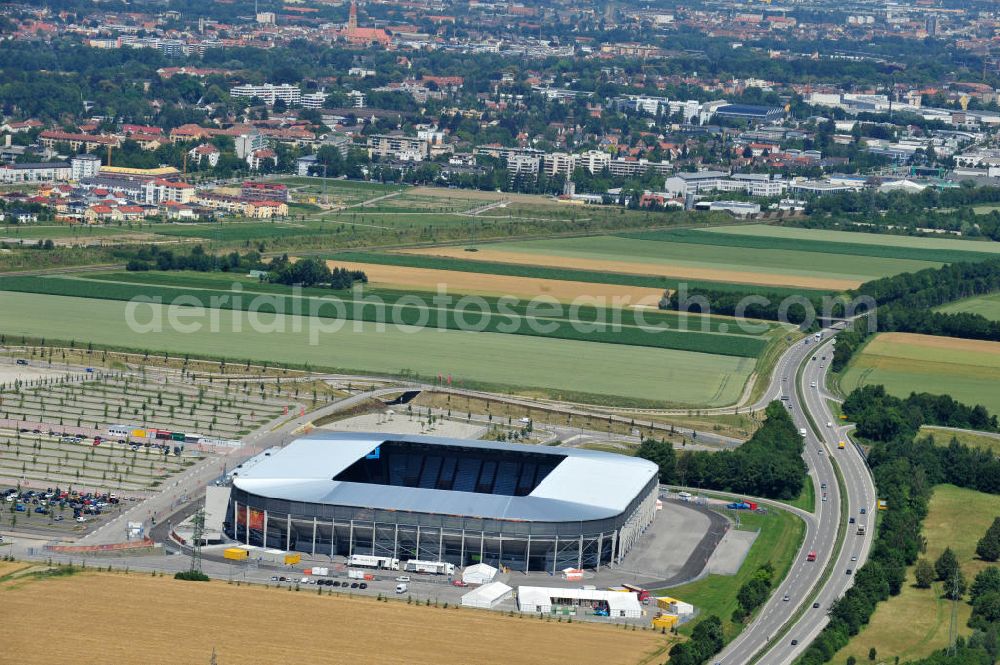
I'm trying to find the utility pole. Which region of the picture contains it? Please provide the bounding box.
[948,574,959,656]
[190,507,205,575]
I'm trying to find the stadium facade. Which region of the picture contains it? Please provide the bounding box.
[226,433,659,571]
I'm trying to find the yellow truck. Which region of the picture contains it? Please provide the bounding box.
[223,548,249,561]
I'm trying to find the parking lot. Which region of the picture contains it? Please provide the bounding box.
[0,485,139,536]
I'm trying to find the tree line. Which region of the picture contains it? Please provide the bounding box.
[638,401,807,500]
[843,384,998,443]
[123,245,366,290]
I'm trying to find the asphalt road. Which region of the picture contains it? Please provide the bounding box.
[714,329,877,665]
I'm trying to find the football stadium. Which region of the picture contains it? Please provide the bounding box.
[226,433,659,572]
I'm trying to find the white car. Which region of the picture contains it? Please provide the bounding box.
[826,422,833,428]
[395,575,411,583]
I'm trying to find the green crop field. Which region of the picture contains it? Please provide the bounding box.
[0,291,756,406]
[937,292,1000,321]
[661,507,805,643]
[479,235,942,286]
[834,484,1000,664]
[840,333,1000,415]
[0,272,772,357]
[73,271,777,338]
[269,176,402,202]
[702,224,1000,255]
[620,227,1000,265]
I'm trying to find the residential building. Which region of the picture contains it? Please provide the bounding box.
[235,132,269,160]
[39,131,119,153]
[70,154,101,180]
[366,134,430,161]
[241,181,289,202]
[143,178,195,205]
[0,162,71,184]
[230,83,302,107]
[301,91,328,109]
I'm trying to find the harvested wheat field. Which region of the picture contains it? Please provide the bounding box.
[840,332,1000,415]
[398,246,859,291]
[329,260,667,304]
[0,571,669,665]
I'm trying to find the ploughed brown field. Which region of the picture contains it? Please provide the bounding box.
[0,571,669,665]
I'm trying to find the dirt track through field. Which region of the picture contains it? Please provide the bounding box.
[0,572,667,665]
[397,247,860,291]
[329,260,669,304]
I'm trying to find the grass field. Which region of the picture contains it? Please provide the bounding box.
[937,292,1000,321]
[0,291,757,406]
[919,426,1000,456]
[0,570,668,665]
[626,227,1000,265]
[834,485,1000,664]
[702,224,1000,256]
[402,234,943,290]
[840,332,1000,415]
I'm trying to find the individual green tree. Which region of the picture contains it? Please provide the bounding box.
[977,517,1000,562]
[914,559,935,589]
[971,567,1000,602]
[636,438,676,483]
[936,547,960,581]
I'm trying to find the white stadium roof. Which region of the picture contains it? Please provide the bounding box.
[232,433,658,523]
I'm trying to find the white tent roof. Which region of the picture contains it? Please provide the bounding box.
[461,582,513,608]
[517,586,642,614]
[462,563,498,583]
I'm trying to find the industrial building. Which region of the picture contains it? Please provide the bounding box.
[226,433,659,572]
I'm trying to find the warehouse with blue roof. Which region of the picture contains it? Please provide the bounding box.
[226,433,659,572]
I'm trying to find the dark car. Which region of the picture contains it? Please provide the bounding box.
[812,602,820,609]
[350,582,359,589]
[846,569,853,575]
[359,583,368,590]
[332,581,341,587]
[791,639,799,646]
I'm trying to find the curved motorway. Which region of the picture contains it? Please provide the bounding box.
[715,329,877,664]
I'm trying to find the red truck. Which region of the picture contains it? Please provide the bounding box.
[623,583,651,602]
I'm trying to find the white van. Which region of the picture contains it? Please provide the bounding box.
[396,583,408,594]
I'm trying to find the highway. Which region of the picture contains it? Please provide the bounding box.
[715,329,877,664]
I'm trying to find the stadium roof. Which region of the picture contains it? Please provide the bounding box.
[232,433,658,523]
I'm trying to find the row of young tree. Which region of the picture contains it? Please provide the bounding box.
[637,401,807,500]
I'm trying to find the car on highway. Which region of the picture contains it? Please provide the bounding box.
[810,381,817,387]
[849,517,855,524]
[813,602,820,609]
[846,569,853,575]
[791,639,799,646]
[822,494,828,502]
[851,554,858,561]
[860,507,867,514]
[783,594,790,601]
[821,483,827,489]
